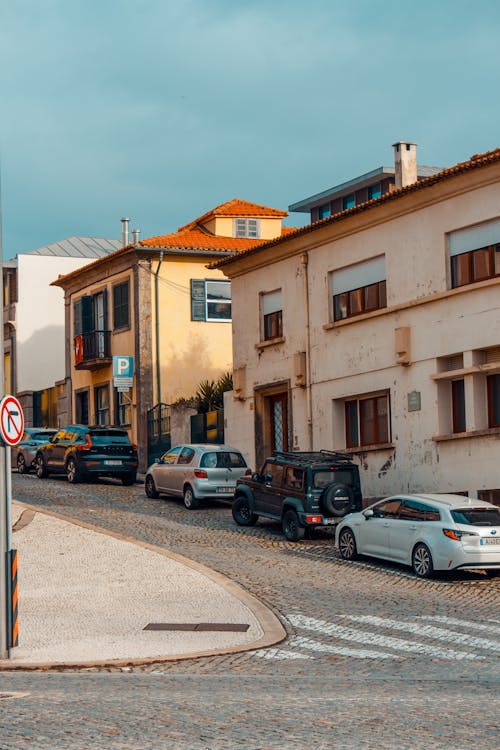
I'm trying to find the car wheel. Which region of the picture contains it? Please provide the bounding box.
[282,509,305,542]
[183,485,200,510]
[35,454,48,479]
[338,527,358,560]
[322,483,354,517]
[486,569,500,578]
[122,474,136,486]
[17,454,27,474]
[145,474,159,498]
[66,457,82,484]
[232,496,258,526]
[412,543,434,578]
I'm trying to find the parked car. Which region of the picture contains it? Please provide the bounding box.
[13,427,58,474]
[35,425,138,485]
[335,493,500,578]
[144,444,249,509]
[232,450,362,541]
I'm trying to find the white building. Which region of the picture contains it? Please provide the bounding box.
[216,144,500,505]
[3,236,120,425]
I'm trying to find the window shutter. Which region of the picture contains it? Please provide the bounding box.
[73,299,82,336]
[81,295,94,333]
[102,288,108,330]
[190,280,206,321]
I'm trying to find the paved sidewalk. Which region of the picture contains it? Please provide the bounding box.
[0,502,285,670]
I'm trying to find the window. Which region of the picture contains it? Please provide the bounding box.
[114,390,131,426]
[452,379,466,433]
[449,219,500,288]
[113,281,130,330]
[261,290,283,340]
[342,194,355,210]
[368,183,382,200]
[178,447,195,465]
[262,461,284,486]
[233,218,260,238]
[332,256,387,321]
[75,390,89,425]
[318,203,331,220]
[284,466,304,490]
[190,279,231,322]
[487,374,500,427]
[372,499,401,518]
[161,446,182,464]
[94,385,110,426]
[399,500,441,522]
[345,393,390,448]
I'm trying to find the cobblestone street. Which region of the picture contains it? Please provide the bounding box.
[3,473,499,747]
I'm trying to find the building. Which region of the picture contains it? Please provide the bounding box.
[3,236,120,425]
[215,144,500,505]
[53,200,288,470]
[289,142,441,223]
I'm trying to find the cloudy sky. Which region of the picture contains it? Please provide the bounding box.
[1,0,499,258]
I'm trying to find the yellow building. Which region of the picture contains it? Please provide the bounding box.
[53,199,287,469]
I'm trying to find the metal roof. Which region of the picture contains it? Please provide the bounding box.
[23,236,121,259]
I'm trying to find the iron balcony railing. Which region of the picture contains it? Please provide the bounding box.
[74,330,111,365]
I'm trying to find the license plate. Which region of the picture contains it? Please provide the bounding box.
[481,537,500,545]
[322,518,337,525]
[104,460,122,466]
[217,487,236,493]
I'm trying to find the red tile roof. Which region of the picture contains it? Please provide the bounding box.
[212,148,500,268]
[178,198,287,232]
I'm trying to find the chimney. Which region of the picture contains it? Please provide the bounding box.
[131,228,141,245]
[121,217,130,247]
[392,141,417,189]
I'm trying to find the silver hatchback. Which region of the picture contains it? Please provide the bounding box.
[145,444,249,509]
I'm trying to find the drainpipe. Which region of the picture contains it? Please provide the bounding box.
[301,252,313,450]
[154,251,164,405]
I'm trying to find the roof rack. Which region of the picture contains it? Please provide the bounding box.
[272,450,354,464]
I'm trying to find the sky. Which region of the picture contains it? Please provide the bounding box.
[1,0,500,258]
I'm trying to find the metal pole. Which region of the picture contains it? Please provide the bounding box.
[0,161,8,658]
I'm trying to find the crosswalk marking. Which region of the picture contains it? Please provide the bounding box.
[344,615,500,653]
[288,614,483,660]
[253,611,500,662]
[418,615,500,635]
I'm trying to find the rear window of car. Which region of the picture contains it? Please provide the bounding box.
[89,430,131,445]
[451,508,500,526]
[32,432,56,441]
[200,451,247,469]
[313,469,354,488]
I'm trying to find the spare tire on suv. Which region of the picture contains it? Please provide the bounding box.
[322,483,355,517]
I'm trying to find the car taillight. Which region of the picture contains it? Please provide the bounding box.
[77,434,93,452]
[443,528,477,541]
[131,443,138,452]
[194,470,208,479]
[306,515,323,524]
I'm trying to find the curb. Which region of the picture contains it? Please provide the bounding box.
[0,501,287,671]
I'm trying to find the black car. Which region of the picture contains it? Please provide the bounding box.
[232,450,362,541]
[35,425,138,485]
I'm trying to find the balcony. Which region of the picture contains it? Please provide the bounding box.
[74,330,112,370]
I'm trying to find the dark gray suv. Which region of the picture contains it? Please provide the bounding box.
[232,450,362,541]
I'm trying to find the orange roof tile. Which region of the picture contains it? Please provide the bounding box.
[139,225,263,252]
[178,198,287,231]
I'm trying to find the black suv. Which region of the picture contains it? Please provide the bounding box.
[232,450,362,541]
[35,425,138,485]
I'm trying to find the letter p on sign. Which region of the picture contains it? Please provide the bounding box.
[113,356,134,378]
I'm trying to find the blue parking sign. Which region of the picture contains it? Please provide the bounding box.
[113,356,134,378]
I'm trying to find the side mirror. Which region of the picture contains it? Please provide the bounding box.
[154,458,160,464]
[263,473,273,483]
[251,472,260,482]
[363,508,374,519]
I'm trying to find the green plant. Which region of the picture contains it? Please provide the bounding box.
[195,372,233,413]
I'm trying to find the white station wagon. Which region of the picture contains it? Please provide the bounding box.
[335,494,500,578]
[145,444,249,509]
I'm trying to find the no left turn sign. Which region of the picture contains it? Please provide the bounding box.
[0,395,25,447]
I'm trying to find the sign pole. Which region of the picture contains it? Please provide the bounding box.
[0,166,7,659]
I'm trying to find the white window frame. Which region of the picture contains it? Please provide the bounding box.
[233,218,260,239]
[205,280,232,322]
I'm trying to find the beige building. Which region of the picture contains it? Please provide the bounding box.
[53,200,287,469]
[216,145,500,504]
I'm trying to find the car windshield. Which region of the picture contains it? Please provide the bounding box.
[451,508,500,526]
[32,431,56,441]
[313,470,354,489]
[90,430,131,445]
[200,452,247,469]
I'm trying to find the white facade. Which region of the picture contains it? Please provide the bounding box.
[15,255,107,392]
[221,151,500,502]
